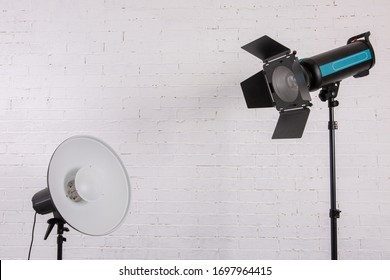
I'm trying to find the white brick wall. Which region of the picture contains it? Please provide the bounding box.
[0,0,389,259]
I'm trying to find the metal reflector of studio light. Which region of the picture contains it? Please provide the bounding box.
[31,136,131,259]
[240,32,375,139]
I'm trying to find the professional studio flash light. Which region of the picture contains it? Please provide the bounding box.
[31,136,131,260]
[240,32,375,260]
[240,32,375,139]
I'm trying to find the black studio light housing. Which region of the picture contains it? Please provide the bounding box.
[240,32,375,139]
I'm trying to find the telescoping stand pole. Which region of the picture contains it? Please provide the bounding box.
[319,82,342,260]
[44,213,69,260]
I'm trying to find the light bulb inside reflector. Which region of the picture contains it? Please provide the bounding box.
[272,65,299,103]
[74,166,103,202]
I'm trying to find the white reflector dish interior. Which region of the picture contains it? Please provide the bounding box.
[47,136,131,236]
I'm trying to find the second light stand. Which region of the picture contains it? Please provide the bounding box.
[319,81,342,260]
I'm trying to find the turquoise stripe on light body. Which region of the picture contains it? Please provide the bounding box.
[320,49,372,77]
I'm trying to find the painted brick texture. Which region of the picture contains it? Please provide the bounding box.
[0,0,389,259]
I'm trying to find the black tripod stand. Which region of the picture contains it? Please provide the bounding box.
[319,82,342,260]
[44,212,69,260]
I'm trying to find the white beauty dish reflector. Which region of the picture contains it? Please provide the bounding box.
[32,135,131,238]
[47,135,131,235]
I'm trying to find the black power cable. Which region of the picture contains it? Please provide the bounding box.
[28,212,38,260]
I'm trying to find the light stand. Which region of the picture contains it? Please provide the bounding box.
[319,82,342,260]
[240,32,375,259]
[44,213,69,260]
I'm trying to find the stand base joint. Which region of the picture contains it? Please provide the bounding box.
[328,121,338,130]
[329,209,341,219]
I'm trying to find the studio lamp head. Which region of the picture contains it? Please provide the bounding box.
[240,32,375,139]
[31,136,131,259]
